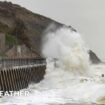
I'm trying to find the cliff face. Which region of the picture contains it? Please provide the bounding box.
[0,1,63,57]
[0,1,102,63]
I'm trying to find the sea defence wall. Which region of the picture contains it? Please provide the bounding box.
[0,58,46,92]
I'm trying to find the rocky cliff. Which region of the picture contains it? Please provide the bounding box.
[0,1,101,63]
[0,1,63,56]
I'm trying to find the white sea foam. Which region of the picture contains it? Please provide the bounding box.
[42,26,90,75]
[1,26,105,105]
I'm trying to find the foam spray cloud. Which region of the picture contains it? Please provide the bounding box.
[42,25,90,75]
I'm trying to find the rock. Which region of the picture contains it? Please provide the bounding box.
[88,50,101,64]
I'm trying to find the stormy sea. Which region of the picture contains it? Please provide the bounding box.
[1,26,105,105]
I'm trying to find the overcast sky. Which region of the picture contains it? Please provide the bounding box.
[1,0,105,60]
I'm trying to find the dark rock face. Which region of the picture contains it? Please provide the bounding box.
[0,1,77,56]
[88,50,101,64]
[0,1,63,56]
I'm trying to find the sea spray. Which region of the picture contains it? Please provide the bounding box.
[42,26,90,75]
[39,25,105,103]
[1,25,105,105]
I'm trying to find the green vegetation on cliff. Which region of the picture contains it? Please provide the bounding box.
[5,33,18,46]
[0,22,9,32]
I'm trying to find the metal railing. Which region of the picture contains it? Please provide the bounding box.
[0,58,46,92]
[0,58,46,69]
